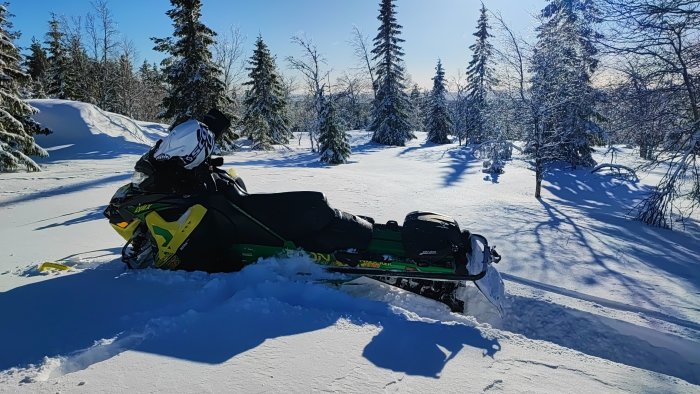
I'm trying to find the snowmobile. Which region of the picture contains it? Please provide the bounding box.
[103,157,505,314]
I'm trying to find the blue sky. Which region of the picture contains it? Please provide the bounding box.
[10,0,544,89]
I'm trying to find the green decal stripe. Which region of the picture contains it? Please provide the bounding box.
[152,225,173,246]
[229,244,454,274]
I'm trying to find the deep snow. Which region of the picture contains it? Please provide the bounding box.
[0,99,698,392]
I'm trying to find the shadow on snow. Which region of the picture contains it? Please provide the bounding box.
[0,173,131,209]
[442,147,481,187]
[494,282,700,384]
[542,168,700,285]
[0,261,499,379]
[32,206,107,231]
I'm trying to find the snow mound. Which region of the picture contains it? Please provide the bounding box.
[28,99,167,160]
[0,253,498,385]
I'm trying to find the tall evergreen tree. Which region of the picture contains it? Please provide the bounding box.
[465,3,496,144]
[530,0,601,168]
[426,60,452,144]
[135,61,167,122]
[114,53,139,117]
[241,36,290,149]
[153,0,228,128]
[318,98,351,164]
[64,34,90,102]
[44,14,70,99]
[0,4,49,172]
[408,84,423,132]
[369,0,414,146]
[24,37,48,98]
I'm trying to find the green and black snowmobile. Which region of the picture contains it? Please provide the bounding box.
[104,156,505,314]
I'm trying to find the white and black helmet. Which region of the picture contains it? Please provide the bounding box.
[153,109,231,170]
[154,119,216,170]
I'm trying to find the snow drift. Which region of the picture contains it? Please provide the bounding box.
[29,99,166,160]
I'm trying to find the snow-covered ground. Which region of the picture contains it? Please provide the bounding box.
[0,99,698,392]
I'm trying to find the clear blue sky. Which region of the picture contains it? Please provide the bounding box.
[10,0,544,89]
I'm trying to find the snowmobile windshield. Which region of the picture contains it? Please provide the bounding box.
[131,170,149,187]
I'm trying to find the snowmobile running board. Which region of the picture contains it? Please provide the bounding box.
[324,266,486,281]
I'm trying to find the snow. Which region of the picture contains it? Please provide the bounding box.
[0,100,699,392]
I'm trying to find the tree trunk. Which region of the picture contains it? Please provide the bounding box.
[308,131,316,152]
[535,159,543,199]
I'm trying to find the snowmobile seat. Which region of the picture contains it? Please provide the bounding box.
[205,188,373,254]
[236,191,373,252]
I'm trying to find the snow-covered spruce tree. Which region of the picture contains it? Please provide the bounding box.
[369,0,414,146]
[64,34,91,103]
[135,61,167,122]
[24,37,48,98]
[479,134,513,175]
[244,112,273,150]
[426,60,452,144]
[152,0,229,130]
[480,91,515,175]
[241,36,290,149]
[318,98,351,164]
[0,4,49,172]
[465,3,496,144]
[408,84,423,132]
[114,53,139,118]
[44,15,70,99]
[530,0,601,168]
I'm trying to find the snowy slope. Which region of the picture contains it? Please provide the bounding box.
[0,100,698,392]
[29,99,166,160]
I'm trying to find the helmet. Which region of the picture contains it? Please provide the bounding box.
[200,108,231,139]
[154,119,215,170]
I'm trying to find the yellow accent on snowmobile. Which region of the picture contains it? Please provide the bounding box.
[38,261,71,271]
[144,204,207,269]
[111,219,142,241]
[226,167,238,178]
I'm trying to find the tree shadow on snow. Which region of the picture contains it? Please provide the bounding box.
[484,283,700,384]
[540,168,700,293]
[224,150,325,168]
[32,206,107,230]
[224,139,385,169]
[483,172,501,184]
[0,261,500,380]
[442,147,481,187]
[496,165,700,311]
[489,165,700,384]
[0,173,131,209]
[397,140,440,156]
[350,140,388,156]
